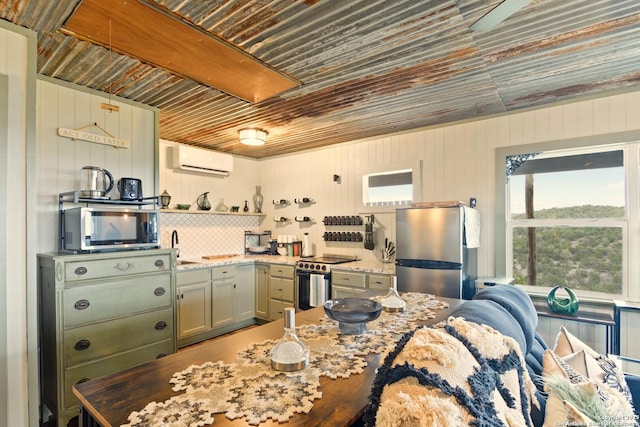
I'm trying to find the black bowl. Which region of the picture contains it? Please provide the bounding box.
[323,298,383,324]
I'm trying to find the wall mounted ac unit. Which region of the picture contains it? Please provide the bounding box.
[172,144,233,176]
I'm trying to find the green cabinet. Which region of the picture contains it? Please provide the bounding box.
[331,270,367,298]
[254,263,269,320]
[176,263,256,347]
[367,273,394,290]
[268,264,295,321]
[331,270,394,298]
[176,269,212,340]
[211,265,236,329]
[236,263,256,322]
[38,249,175,427]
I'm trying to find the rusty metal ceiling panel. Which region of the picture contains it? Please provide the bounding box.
[2,0,640,158]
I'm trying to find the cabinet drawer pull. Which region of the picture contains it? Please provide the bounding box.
[74,339,91,351]
[74,266,88,276]
[155,321,167,330]
[76,377,91,385]
[74,299,90,310]
[154,259,165,268]
[114,262,134,272]
[156,353,167,359]
[154,287,166,296]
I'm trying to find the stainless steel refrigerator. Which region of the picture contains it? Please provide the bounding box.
[395,204,479,299]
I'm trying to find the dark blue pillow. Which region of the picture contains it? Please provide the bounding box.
[450,299,527,354]
[473,285,537,354]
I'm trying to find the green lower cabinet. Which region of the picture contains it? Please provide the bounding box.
[176,264,257,348]
[268,264,295,321]
[254,264,269,320]
[176,269,213,340]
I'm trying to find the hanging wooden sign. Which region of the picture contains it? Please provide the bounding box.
[57,123,129,149]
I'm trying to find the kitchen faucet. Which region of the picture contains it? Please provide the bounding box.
[171,230,180,258]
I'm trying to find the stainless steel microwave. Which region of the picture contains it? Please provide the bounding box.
[62,207,159,253]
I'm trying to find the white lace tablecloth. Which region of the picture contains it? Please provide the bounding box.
[122,293,448,426]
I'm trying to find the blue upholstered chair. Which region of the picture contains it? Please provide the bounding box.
[450,284,640,426]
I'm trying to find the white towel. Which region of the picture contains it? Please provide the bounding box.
[309,274,326,307]
[463,206,481,248]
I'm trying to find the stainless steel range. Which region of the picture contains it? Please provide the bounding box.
[295,254,357,311]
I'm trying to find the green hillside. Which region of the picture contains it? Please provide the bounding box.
[512,205,623,293]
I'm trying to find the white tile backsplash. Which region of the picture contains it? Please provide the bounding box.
[160,212,263,259]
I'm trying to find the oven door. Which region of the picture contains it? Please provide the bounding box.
[296,270,331,311]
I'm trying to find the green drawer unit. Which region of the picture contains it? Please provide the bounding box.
[212,265,236,280]
[63,274,172,327]
[332,270,367,288]
[63,339,173,410]
[268,264,295,321]
[62,252,172,283]
[269,278,294,302]
[38,249,176,427]
[368,273,394,290]
[64,307,174,366]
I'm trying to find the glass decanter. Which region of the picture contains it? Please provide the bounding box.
[270,307,309,371]
[381,276,405,312]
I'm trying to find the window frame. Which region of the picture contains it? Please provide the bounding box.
[495,130,640,302]
[358,160,423,212]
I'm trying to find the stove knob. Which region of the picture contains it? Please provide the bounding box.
[315,264,321,270]
[321,265,327,271]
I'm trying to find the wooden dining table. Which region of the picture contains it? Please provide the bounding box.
[73,296,464,427]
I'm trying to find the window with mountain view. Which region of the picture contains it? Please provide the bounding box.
[505,147,626,296]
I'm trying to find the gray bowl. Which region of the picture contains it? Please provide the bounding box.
[323,298,382,334]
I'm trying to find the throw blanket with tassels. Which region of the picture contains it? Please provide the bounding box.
[364,316,540,427]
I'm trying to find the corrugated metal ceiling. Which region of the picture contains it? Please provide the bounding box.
[2,0,640,158]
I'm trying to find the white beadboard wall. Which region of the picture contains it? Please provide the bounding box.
[0,22,32,427]
[254,90,640,274]
[158,139,263,257]
[36,78,157,254]
[159,91,640,274]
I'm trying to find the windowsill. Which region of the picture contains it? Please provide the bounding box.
[358,204,412,214]
[525,289,615,313]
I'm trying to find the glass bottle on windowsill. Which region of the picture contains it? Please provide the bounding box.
[270,307,309,371]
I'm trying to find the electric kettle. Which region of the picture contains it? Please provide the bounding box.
[80,166,114,199]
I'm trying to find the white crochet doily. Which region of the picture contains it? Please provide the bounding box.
[122,292,448,426]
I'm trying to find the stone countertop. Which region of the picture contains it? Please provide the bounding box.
[331,260,395,274]
[176,254,395,274]
[176,254,297,270]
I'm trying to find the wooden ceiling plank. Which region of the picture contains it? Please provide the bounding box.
[62,0,299,103]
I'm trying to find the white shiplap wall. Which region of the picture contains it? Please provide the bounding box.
[36,78,158,254]
[0,21,33,427]
[255,91,640,276]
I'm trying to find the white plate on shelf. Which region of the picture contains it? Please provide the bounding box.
[248,246,269,253]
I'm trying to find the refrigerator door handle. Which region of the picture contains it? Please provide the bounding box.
[396,259,462,270]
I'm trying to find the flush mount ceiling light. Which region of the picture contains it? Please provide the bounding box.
[239,129,268,146]
[62,0,299,103]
